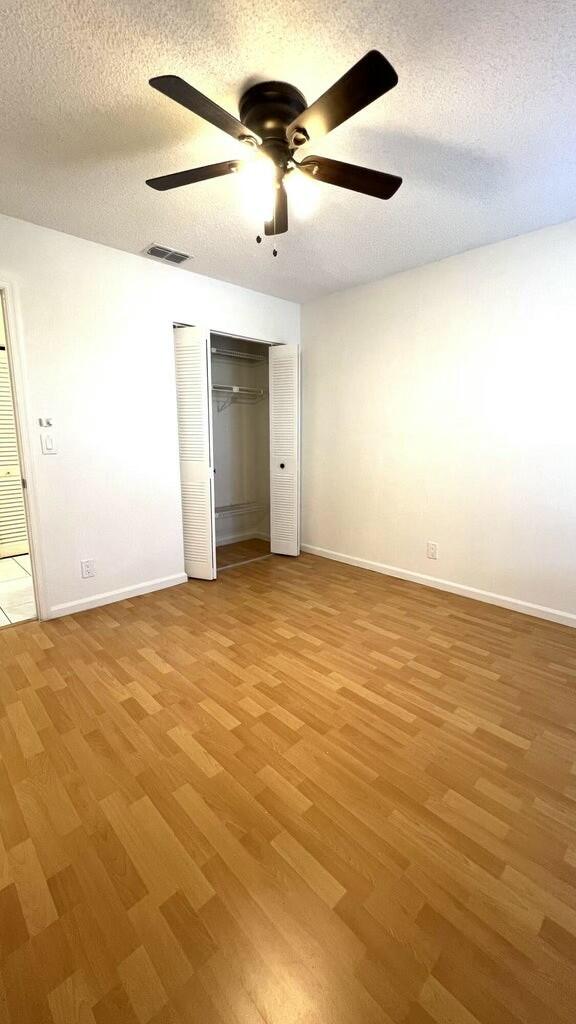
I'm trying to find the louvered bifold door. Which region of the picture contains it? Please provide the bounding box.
[0,349,28,558]
[173,326,216,580]
[269,344,300,556]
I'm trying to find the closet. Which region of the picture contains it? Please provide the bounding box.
[173,325,299,580]
[211,334,270,568]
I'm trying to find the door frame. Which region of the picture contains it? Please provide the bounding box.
[207,327,301,563]
[0,281,45,620]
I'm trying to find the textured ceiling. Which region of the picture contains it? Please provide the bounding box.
[0,0,575,302]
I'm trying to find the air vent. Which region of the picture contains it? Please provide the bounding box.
[144,243,191,265]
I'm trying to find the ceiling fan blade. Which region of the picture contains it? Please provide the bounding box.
[298,155,402,200]
[287,51,398,145]
[146,160,239,191]
[264,181,288,235]
[149,75,261,145]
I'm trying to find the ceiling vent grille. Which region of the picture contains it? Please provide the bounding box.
[144,243,191,265]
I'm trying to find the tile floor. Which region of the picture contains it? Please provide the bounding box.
[0,553,36,625]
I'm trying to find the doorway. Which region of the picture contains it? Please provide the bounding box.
[0,295,36,625]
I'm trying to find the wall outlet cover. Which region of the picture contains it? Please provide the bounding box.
[80,559,96,579]
[427,541,439,560]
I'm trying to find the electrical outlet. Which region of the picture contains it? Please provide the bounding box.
[80,559,96,579]
[426,541,439,560]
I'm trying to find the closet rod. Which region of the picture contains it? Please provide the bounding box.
[211,347,265,362]
[215,502,265,519]
[212,384,266,397]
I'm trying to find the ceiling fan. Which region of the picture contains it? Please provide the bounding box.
[146,51,402,238]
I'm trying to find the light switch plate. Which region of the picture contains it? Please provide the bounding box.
[40,434,57,454]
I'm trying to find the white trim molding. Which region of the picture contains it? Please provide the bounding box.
[301,545,576,629]
[216,529,270,546]
[47,573,188,619]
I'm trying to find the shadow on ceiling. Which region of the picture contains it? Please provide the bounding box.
[347,128,507,196]
[10,98,222,165]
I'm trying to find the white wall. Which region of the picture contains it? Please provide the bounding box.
[0,213,299,617]
[302,219,576,626]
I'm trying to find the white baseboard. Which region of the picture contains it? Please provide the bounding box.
[47,572,188,619]
[217,530,270,546]
[301,544,576,629]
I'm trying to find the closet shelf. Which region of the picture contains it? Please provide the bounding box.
[211,347,265,362]
[215,502,265,519]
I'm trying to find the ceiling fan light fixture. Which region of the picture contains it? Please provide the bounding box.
[146,51,401,237]
[236,153,277,225]
[289,126,309,148]
[284,166,319,220]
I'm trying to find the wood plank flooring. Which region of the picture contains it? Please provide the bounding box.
[0,552,575,1023]
[217,538,270,569]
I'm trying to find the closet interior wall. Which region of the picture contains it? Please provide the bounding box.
[211,334,270,559]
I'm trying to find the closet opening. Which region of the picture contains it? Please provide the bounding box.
[173,323,299,581]
[211,333,271,570]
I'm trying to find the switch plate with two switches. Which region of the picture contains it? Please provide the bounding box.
[426,541,439,560]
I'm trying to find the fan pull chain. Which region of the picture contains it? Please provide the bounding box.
[255,234,279,258]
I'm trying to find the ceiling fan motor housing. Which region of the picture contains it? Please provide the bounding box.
[239,81,308,169]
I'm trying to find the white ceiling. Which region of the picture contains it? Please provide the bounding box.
[0,0,574,302]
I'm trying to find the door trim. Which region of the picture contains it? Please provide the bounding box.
[0,282,45,620]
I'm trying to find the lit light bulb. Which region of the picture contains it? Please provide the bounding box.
[285,167,319,220]
[236,154,277,225]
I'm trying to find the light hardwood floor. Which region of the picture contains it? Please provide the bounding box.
[0,552,575,1023]
[217,538,270,570]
